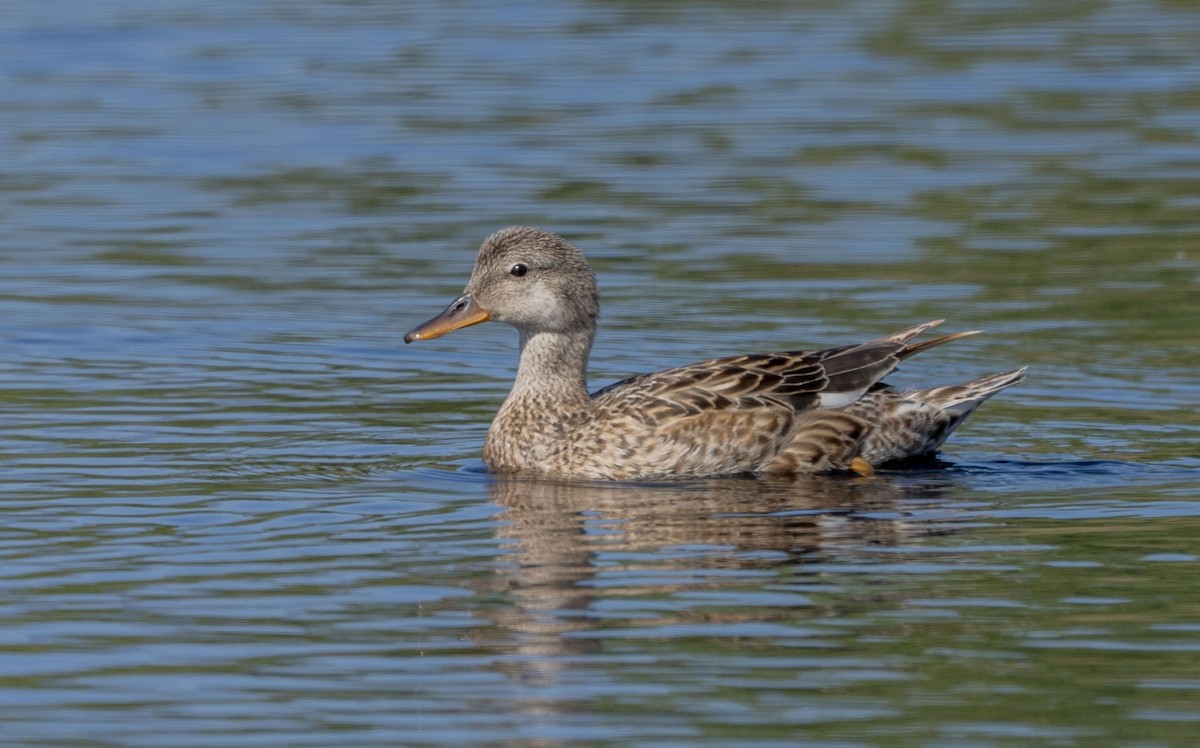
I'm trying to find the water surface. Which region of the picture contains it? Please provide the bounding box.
[2,1,1199,745]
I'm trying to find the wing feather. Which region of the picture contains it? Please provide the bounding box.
[585,321,972,474]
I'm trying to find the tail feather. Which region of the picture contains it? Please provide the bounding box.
[898,329,982,361]
[812,320,987,410]
[783,322,1025,470]
[869,319,983,362]
[852,367,1028,465]
[909,367,1028,415]
[874,319,946,344]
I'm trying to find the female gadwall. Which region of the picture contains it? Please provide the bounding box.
[406,227,1025,480]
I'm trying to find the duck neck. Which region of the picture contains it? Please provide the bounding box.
[508,327,594,408]
[484,326,595,472]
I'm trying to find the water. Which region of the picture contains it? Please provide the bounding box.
[2,0,1199,745]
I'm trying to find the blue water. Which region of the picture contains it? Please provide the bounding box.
[3,1,1200,745]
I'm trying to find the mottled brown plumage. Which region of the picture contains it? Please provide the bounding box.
[405,227,1025,480]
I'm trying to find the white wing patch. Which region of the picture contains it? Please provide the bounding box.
[818,389,868,409]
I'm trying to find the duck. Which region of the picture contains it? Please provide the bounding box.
[405,226,1026,480]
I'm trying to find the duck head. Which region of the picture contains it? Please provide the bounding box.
[405,227,599,343]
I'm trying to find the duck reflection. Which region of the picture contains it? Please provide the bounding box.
[481,471,964,687]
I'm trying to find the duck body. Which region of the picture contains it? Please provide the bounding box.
[406,227,1025,480]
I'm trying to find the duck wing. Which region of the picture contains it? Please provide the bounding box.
[587,321,963,475]
[593,320,957,416]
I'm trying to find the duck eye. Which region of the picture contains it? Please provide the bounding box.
[509,263,528,277]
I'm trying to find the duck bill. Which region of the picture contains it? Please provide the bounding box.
[404,292,491,343]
